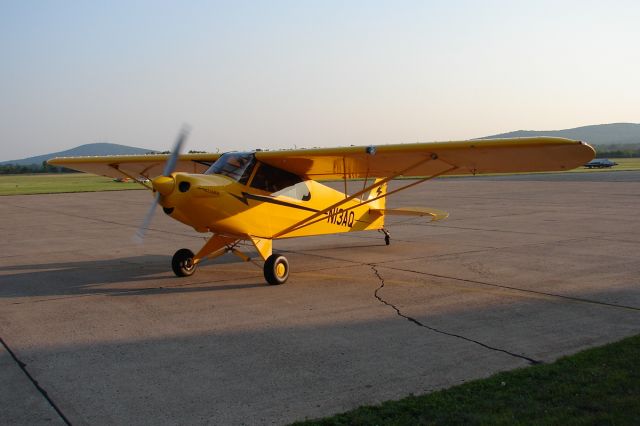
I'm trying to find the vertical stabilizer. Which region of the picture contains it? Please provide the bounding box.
[367,178,387,210]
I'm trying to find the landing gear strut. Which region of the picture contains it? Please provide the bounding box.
[172,248,196,277]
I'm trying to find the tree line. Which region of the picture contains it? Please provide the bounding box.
[1,150,212,175]
[0,161,75,175]
[594,143,640,158]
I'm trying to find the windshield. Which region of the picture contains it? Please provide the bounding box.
[204,152,255,183]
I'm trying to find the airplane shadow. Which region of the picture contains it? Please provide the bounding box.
[1,240,398,301]
[0,254,265,300]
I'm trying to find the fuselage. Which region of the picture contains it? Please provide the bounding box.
[152,152,384,239]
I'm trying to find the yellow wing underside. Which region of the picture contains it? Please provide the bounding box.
[47,153,220,180]
[256,137,595,179]
[48,137,595,181]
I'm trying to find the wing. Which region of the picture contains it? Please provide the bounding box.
[255,137,595,179]
[48,153,221,180]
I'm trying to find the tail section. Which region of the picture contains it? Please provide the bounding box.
[367,179,387,210]
[361,179,387,231]
[367,179,448,225]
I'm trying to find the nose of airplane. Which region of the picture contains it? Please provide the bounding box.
[152,175,175,196]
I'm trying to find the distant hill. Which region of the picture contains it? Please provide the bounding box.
[1,143,158,166]
[4,122,639,166]
[479,123,640,146]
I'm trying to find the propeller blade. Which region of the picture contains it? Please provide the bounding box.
[163,125,190,176]
[134,125,191,244]
[134,193,160,243]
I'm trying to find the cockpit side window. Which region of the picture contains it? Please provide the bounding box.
[250,162,311,201]
[205,152,255,183]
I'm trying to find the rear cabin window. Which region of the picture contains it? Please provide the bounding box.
[251,162,311,201]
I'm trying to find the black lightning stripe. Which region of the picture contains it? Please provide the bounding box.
[230,192,319,213]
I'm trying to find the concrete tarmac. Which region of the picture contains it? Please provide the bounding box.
[1,172,639,425]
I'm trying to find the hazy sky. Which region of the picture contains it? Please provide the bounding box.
[1,0,639,160]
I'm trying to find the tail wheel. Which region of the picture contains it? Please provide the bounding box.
[264,254,289,285]
[380,228,391,245]
[172,248,196,277]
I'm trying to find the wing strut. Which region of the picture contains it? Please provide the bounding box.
[109,164,153,190]
[342,157,348,199]
[273,155,456,238]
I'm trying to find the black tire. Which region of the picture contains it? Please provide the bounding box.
[263,254,289,285]
[172,248,196,277]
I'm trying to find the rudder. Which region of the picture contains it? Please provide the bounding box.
[367,178,387,210]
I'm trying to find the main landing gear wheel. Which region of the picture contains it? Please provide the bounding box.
[172,248,196,277]
[264,254,289,285]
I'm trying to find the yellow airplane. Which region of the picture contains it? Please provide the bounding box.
[49,130,595,284]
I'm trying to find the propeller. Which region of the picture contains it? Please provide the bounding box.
[134,125,190,243]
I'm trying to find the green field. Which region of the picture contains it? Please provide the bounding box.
[294,334,640,425]
[0,173,145,196]
[585,157,640,171]
[561,157,640,173]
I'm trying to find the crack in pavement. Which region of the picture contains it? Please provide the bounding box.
[369,265,543,366]
[291,238,640,313]
[381,265,640,313]
[0,336,72,425]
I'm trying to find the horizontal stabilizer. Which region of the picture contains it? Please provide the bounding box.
[371,207,449,222]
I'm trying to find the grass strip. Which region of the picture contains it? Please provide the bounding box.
[0,173,145,195]
[293,334,640,425]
